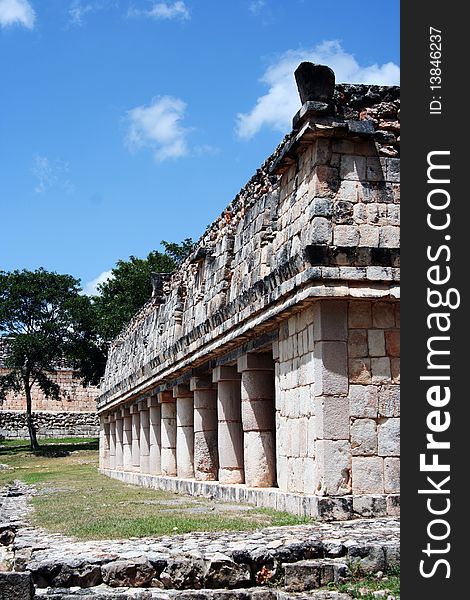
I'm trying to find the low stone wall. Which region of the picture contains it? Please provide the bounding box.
[102,468,399,520]
[0,410,99,439]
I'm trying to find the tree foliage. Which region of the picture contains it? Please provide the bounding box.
[0,269,104,449]
[92,239,193,342]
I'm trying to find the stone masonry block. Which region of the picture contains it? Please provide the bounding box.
[379,226,400,248]
[309,217,333,245]
[385,330,400,357]
[314,396,350,440]
[371,357,391,384]
[378,385,400,417]
[314,342,348,396]
[366,156,385,182]
[333,225,359,247]
[378,418,400,456]
[348,358,372,385]
[310,198,333,218]
[349,385,378,418]
[368,330,385,356]
[237,353,275,372]
[241,370,274,400]
[386,158,400,182]
[337,179,362,203]
[313,300,348,341]
[352,456,384,494]
[384,457,400,493]
[349,301,372,329]
[358,225,379,247]
[351,418,378,455]
[315,439,351,496]
[242,398,275,432]
[340,155,366,181]
[348,329,368,358]
[212,365,241,382]
[372,302,395,328]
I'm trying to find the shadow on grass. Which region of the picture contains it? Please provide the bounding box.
[0,438,99,457]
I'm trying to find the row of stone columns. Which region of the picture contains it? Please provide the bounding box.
[99,353,277,488]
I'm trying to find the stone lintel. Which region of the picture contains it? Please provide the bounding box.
[147,395,159,407]
[190,376,215,391]
[237,352,274,372]
[212,365,241,383]
[158,390,175,403]
[173,384,193,398]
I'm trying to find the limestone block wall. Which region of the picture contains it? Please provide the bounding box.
[274,298,399,505]
[0,410,99,439]
[0,368,99,413]
[274,307,316,495]
[348,300,400,503]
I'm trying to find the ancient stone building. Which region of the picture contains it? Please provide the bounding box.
[0,339,99,439]
[97,64,400,520]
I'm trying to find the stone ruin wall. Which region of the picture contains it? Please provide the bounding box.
[0,340,99,438]
[98,75,400,519]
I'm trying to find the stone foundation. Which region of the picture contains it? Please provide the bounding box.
[0,410,99,439]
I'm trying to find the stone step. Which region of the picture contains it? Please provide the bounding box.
[35,585,353,599]
[283,559,350,592]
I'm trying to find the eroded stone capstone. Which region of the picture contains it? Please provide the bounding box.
[294,62,335,104]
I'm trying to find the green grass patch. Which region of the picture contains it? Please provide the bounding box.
[0,437,311,540]
[328,566,400,598]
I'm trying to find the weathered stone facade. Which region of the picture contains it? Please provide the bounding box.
[0,340,99,439]
[97,64,400,519]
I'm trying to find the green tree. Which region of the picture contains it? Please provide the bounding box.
[93,239,193,342]
[0,269,103,450]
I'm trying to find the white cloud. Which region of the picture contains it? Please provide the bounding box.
[249,0,266,15]
[68,1,116,26]
[128,1,190,21]
[82,270,113,296]
[32,155,75,194]
[236,40,400,139]
[126,96,190,162]
[0,0,35,29]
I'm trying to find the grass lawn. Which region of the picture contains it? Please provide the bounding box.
[0,438,310,540]
[328,568,400,599]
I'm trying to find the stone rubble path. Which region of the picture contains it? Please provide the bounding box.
[1,482,399,599]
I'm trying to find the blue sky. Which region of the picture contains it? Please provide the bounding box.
[0,0,399,294]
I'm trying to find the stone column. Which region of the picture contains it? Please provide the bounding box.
[237,353,276,488]
[148,396,162,475]
[98,416,106,469]
[174,384,194,479]
[190,376,218,481]
[139,400,150,474]
[312,300,351,496]
[160,391,177,476]
[213,366,244,484]
[122,406,132,470]
[130,404,141,472]
[109,414,116,470]
[115,412,123,470]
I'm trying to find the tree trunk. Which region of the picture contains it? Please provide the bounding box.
[24,379,39,451]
